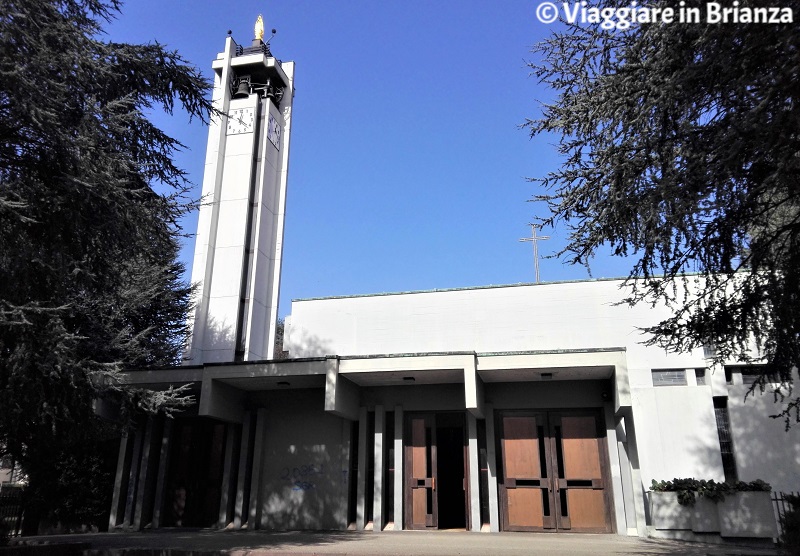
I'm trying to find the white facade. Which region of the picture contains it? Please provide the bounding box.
[284,279,800,519]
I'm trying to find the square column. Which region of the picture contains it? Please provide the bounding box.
[372,406,385,532]
[484,404,500,532]
[249,408,268,528]
[151,418,173,528]
[604,404,628,535]
[234,411,253,529]
[466,413,481,531]
[218,423,239,528]
[356,407,368,530]
[108,433,132,529]
[133,417,156,530]
[123,422,145,527]
[393,406,403,531]
[623,412,647,537]
[615,416,639,535]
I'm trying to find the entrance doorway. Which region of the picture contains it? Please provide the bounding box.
[498,410,612,533]
[404,413,468,530]
[162,418,227,527]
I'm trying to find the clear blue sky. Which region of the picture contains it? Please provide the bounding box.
[108,1,630,317]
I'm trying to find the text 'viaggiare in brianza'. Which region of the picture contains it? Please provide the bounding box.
[535,1,793,28]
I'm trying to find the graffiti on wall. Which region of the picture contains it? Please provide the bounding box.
[279,463,327,491]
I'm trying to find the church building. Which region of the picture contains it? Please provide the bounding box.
[107,24,797,542]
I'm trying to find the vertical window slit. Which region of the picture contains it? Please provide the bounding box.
[554,426,564,478]
[537,426,547,478]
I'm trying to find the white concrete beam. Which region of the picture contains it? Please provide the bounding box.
[199,378,245,424]
[464,355,484,419]
[325,357,360,420]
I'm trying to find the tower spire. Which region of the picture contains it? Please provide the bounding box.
[254,14,265,41]
[186,32,295,364]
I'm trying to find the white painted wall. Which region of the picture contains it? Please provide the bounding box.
[255,389,349,530]
[632,386,724,486]
[727,383,800,493]
[286,280,708,387]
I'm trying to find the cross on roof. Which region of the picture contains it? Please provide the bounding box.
[519,224,550,284]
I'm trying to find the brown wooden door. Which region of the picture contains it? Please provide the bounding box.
[404,414,438,529]
[549,412,612,533]
[498,411,612,533]
[498,412,555,531]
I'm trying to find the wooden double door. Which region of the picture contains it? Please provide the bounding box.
[404,413,468,530]
[498,410,612,533]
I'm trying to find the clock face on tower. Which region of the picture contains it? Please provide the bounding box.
[226,108,255,135]
[267,113,282,151]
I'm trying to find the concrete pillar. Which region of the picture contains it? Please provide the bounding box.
[249,408,268,529]
[604,404,628,535]
[356,407,368,530]
[124,422,145,527]
[234,411,253,529]
[393,406,403,531]
[484,404,500,532]
[623,413,648,537]
[372,405,385,532]
[340,419,352,529]
[218,423,239,528]
[615,416,638,535]
[151,418,173,529]
[466,413,481,531]
[464,356,484,419]
[108,433,132,529]
[133,417,155,530]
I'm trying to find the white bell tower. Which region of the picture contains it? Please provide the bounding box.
[187,18,294,363]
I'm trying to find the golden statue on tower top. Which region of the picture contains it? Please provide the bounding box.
[254,15,265,41]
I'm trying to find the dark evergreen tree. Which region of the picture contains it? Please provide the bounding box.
[0,0,211,527]
[528,3,800,426]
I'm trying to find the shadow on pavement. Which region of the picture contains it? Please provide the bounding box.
[10,529,779,556]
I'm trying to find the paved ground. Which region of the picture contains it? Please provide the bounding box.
[11,529,780,556]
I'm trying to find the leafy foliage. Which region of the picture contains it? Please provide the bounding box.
[273,317,288,360]
[528,2,800,426]
[0,0,212,528]
[650,478,771,506]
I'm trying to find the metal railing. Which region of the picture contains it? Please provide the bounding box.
[772,490,799,540]
[0,484,23,537]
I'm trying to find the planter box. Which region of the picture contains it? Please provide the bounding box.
[651,492,692,530]
[650,491,776,539]
[692,496,720,533]
[718,492,777,538]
